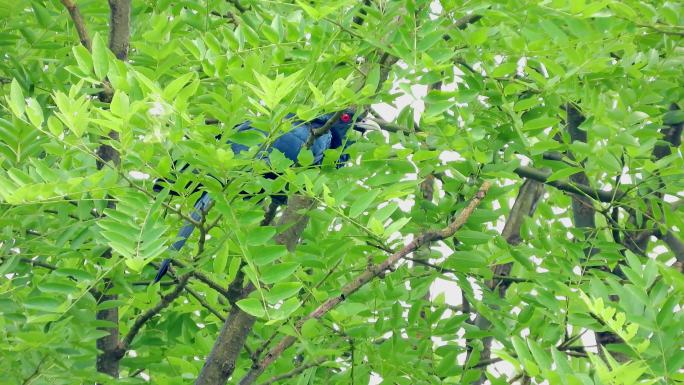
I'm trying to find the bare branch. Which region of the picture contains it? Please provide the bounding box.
[60,0,91,50]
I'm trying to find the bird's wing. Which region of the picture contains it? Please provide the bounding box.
[311,132,332,164]
[271,125,309,162]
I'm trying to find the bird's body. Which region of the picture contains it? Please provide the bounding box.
[153,109,380,282]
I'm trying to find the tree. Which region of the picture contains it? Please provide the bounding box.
[1,1,683,384]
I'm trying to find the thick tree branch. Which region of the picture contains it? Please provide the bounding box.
[564,104,596,229]
[657,230,684,264]
[465,180,544,384]
[92,2,131,379]
[95,251,120,379]
[559,105,623,355]
[107,0,131,60]
[238,182,490,385]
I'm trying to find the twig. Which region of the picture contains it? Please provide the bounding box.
[238,181,491,385]
[185,285,226,322]
[128,368,145,378]
[20,257,57,271]
[513,166,622,203]
[257,357,326,385]
[227,0,247,13]
[171,260,232,300]
[21,356,46,385]
[119,274,191,352]
[305,111,344,147]
[59,0,92,50]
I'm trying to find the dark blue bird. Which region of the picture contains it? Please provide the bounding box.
[153,109,380,283]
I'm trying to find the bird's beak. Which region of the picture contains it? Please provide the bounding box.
[354,118,382,132]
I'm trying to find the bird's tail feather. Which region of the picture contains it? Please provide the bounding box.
[153,193,213,283]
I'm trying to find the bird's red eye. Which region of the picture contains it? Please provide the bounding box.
[340,113,351,123]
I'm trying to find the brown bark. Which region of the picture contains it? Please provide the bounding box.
[60,0,92,50]
[467,180,544,384]
[107,0,131,61]
[93,1,130,379]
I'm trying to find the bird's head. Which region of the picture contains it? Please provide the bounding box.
[313,108,382,149]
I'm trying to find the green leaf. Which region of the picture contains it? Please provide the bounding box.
[295,0,320,19]
[24,296,63,312]
[608,2,636,18]
[31,3,52,28]
[91,33,109,81]
[264,282,302,304]
[213,243,229,274]
[546,167,584,182]
[8,79,25,118]
[163,72,195,101]
[25,98,44,127]
[269,149,294,172]
[252,245,288,266]
[260,262,300,284]
[514,97,540,112]
[491,62,517,77]
[383,217,410,237]
[270,297,301,321]
[110,90,129,118]
[523,117,559,131]
[528,340,552,371]
[446,250,487,270]
[456,230,490,245]
[72,44,93,75]
[246,226,276,245]
[349,189,381,218]
[236,298,266,318]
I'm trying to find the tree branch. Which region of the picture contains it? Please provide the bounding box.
[656,229,684,264]
[257,357,327,385]
[227,0,247,14]
[465,179,544,384]
[513,166,622,203]
[60,0,92,50]
[107,0,131,60]
[185,285,226,322]
[238,182,491,385]
[119,274,191,352]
